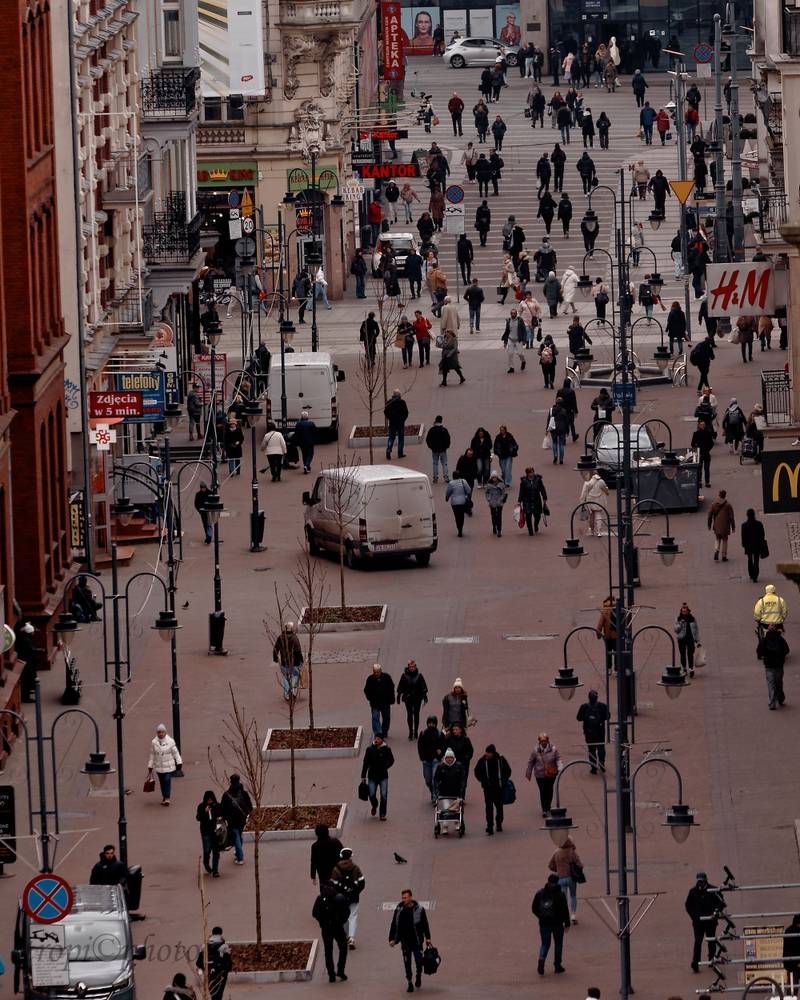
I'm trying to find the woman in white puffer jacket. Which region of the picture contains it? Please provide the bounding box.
[579,473,609,536]
[147,723,182,805]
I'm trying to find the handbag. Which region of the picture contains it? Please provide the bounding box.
[579,508,590,521]
[543,765,558,779]
[143,772,156,793]
[422,945,442,975]
[435,333,445,348]
[358,779,369,801]
[214,816,229,848]
[432,115,440,126]
[569,860,587,884]
[524,107,532,118]
[760,538,770,558]
[496,284,506,296]
[694,644,707,668]
[501,778,517,805]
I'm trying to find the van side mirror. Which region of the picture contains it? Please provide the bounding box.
[336,369,346,383]
[133,945,146,961]
[302,491,312,505]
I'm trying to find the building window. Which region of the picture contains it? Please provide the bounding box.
[203,97,223,122]
[163,8,181,58]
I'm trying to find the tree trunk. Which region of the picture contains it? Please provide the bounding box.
[254,834,262,947]
[368,395,374,464]
[338,524,346,611]
[307,652,315,731]
[289,697,297,813]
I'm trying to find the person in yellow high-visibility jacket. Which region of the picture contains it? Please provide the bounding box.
[754,584,788,629]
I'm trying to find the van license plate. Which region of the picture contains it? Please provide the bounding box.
[373,541,398,549]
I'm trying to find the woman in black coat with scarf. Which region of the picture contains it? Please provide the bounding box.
[517,467,548,535]
[470,427,493,486]
[196,790,223,877]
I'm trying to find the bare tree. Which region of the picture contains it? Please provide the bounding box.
[324,448,363,611]
[209,685,269,947]
[354,343,388,464]
[292,541,329,730]
[375,291,407,406]
[263,584,302,810]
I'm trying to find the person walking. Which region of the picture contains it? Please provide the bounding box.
[675,603,701,677]
[147,724,182,806]
[529,85,546,127]
[196,790,223,877]
[260,422,287,482]
[591,388,616,433]
[488,149,504,195]
[525,732,562,816]
[561,267,579,314]
[315,266,332,309]
[754,584,789,639]
[361,732,394,820]
[631,68,648,107]
[163,973,196,1000]
[648,168,671,216]
[350,249,368,298]
[220,774,252,866]
[310,824,343,886]
[313,882,350,983]
[666,302,687,355]
[448,91,464,135]
[546,395,571,465]
[425,415,451,484]
[405,246,423,299]
[485,470,508,536]
[475,152,492,198]
[396,660,428,740]
[364,663,395,737]
[532,874,571,975]
[597,111,611,148]
[503,309,528,373]
[293,410,317,473]
[536,152,552,196]
[639,100,656,143]
[331,847,366,949]
[398,313,416,370]
[581,110,595,148]
[491,114,507,151]
[686,873,724,972]
[400,182,419,223]
[557,102,572,144]
[543,272,561,319]
[221,416,244,476]
[576,690,608,773]
[708,489,735,561]
[464,278,484,334]
[456,233,474,284]
[445,472,472,537]
[474,743,512,834]
[690,335,715,391]
[413,310,431,367]
[741,508,767,583]
[272,620,303,699]
[580,471,609,533]
[475,198,491,245]
[518,466,548,535]
[461,142,479,184]
[551,143,566,191]
[593,278,609,319]
[576,151,597,194]
[474,97,490,140]
[758,625,790,709]
[549,836,582,923]
[441,678,469,732]
[417,715,445,802]
[187,387,203,441]
[388,890,432,993]
[493,425,518,486]
[439,329,465,386]
[722,398,746,453]
[557,192,573,238]
[194,483,213,544]
[632,159,650,200]
[471,427,493,486]
[737,314,757,363]
[691,419,715,489]
[539,333,558,387]
[196,927,232,1000]
[385,389,409,461]
[360,311,379,365]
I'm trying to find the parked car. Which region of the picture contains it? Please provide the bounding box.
[593,422,660,484]
[443,37,520,68]
[372,232,436,276]
[265,351,345,439]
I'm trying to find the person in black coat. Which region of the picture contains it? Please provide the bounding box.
[537,192,557,235]
[221,774,253,864]
[222,417,244,476]
[474,744,511,834]
[597,111,611,149]
[551,144,566,192]
[685,874,724,972]
[474,199,491,246]
[558,376,580,441]
[396,660,429,740]
[197,927,233,1000]
[536,153,552,196]
[405,248,423,299]
[417,715,446,802]
[581,215,599,255]
[364,663,395,737]
[471,426,493,485]
[488,151,503,195]
[532,874,571,974]
[196,790,223,876]
[475,155,493,198]
[310,824,344,885]
[90,845,128,889]
[666,302,687,354]
[557,193,572,237]
[361,733,395,818]
[758,624,789,709]
[576,151,596,194]
[691,419,715,488]
[648,169,672,216]
[690,336,715,392]
[384,389,409,460]
[581,111,595,148]
[576,690,609,773]
[456,234,474,283]
[313,882,350,982]
[162,972,196,1000]
[517,466,548,535]
[741,508,766,583]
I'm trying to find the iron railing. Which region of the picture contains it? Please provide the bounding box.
[106,282,154,333]
[197,124,247,145]
[104,153,152,204]
[767,98,783,144]
[140,67,199,119]
[754,187,789,240]
[783,6,800,57]
[762,369,792,426]
[143,207,202,265]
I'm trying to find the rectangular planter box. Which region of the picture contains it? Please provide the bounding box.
[348,424,425,449]
[261,725,363,760]
[243,802,347,842]
[298,604,387,633]
[228,939,317,983]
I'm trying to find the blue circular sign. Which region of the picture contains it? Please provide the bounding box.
[445,185,464,205]
[23,874,74,924]
[694,42,713,64]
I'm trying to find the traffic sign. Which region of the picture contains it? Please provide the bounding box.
[241,216,255,235]
[444,203,465,235]
[228,208,241,240]
[241,189,254,218]
[612,381,637,407]
[89,391,144,420]
[669,180,695,204]
[445,184,465,205]
[693,41,713,63]
[235,236,256,258]
[23,874,74,923]
[227,190,240,209]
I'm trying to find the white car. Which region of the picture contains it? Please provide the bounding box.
[443,37,520,68]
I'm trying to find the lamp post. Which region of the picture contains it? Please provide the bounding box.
[55,545,178,866]
[712,14,729,262]
[666,59,696,346]
[723,2,745,259]
[221,367,266,553]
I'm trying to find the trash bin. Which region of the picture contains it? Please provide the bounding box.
[209,611,226,652]
[126,865,143,911]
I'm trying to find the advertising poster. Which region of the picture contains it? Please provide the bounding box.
[199,0,266,97]
[401,6,439,54]
[495,3,522,44]
[743,926,788,986]
[469,9,494,36]
[443,10,467,43]
[706,262,774,317]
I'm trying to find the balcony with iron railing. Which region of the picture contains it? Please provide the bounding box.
[143,207,202,266]
[279,0,368,26]
[753,186,789,241]
[102,153,152,208]
[104,281,155,335]
[140,67,199,120]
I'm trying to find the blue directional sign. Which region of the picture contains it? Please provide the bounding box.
[612,382,637,407]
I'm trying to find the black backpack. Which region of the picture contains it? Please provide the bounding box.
[689,343,704,367]
[422,945,442,975]
[537,893,556,919]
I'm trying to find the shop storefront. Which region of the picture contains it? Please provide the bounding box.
[197,160,258,273]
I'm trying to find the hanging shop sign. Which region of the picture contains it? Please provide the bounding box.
[761,451,800,514]
[285,168,339,192]
[357,163,420,179]
[706,262,774,317]
[197,161,258,188]
[381,1,405,81]
[89,391,144,420]
[112,371,166,422]
[358,129,408,141]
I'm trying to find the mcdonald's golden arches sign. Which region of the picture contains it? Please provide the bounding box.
[761,450,800,514]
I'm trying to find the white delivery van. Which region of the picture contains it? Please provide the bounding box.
[266,351,345,439]
[303,464,437,567]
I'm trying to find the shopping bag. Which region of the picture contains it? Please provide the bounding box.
[694,645,707,668]
[358,780,369,801]
[514,504,525,529]
[542,434,551,450]
[143,772,156,793]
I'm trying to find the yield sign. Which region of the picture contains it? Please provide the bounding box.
[670,180,695,204]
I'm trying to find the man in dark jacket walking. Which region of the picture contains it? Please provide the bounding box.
[690,336,715,391]
[685,873,724,972]
[532,874,571,975]
[385,389,409,460]
[517,466,548,535]
[194,483,213,543]
[425,416,451,484]
[313,883,350,982]
[757,624,790,709]
[648,168,672,215]
[364,663,395,737]
[559,375,580,441]
[536,153,552,196]
[474,743,511,834]
[464,278,484,333]
[691,419,715,489]
[405,248,423,299]
[361,733,395,819]
[456,233,474,283]
[310,824,343,885]
[396,659,429,739]
[389,890,432,992]
[576,690,609,773]
[221,774,252,864]
[576,151,596,194]
[741,508,767,582]
[350,249,368,298]
[417,715,445,802]
[196,927,233,1000]
[293,410,317,473]
[90,845,128,889]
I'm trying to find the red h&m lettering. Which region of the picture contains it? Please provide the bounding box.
[740,267,771,310]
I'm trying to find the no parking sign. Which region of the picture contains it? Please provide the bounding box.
[23,874,74,924]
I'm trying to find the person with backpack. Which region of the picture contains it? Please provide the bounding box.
[722,397,746,453]
[576,690,608,773]
[518,465,548,535]
[638,277,654,322]
[596,111,611,149]
[502,309,528,373]
[220,774,252,865]
[196,927,233,1000]
[331,847,366,949]
[539,334,558,388]
[741,508,767,583]
[532,874,571,975]
[549,836,583,923]
[388,889,432,993]
[313,882,350,982]
[557,192,573,237]
[474,743,512,834]
[689,336,715,391]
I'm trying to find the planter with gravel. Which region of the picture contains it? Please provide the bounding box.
[262,725,362,760]
[348,423,424,449]
[242,803,346,842]
[298,604,387,632]
[227,940,317,983]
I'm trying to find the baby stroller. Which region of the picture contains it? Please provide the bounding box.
[433,797,464,838]
[739,436,757,464]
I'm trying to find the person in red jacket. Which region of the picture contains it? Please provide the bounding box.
[448,92,464,137]
[656,108,670,145]
[367,199,382,246]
